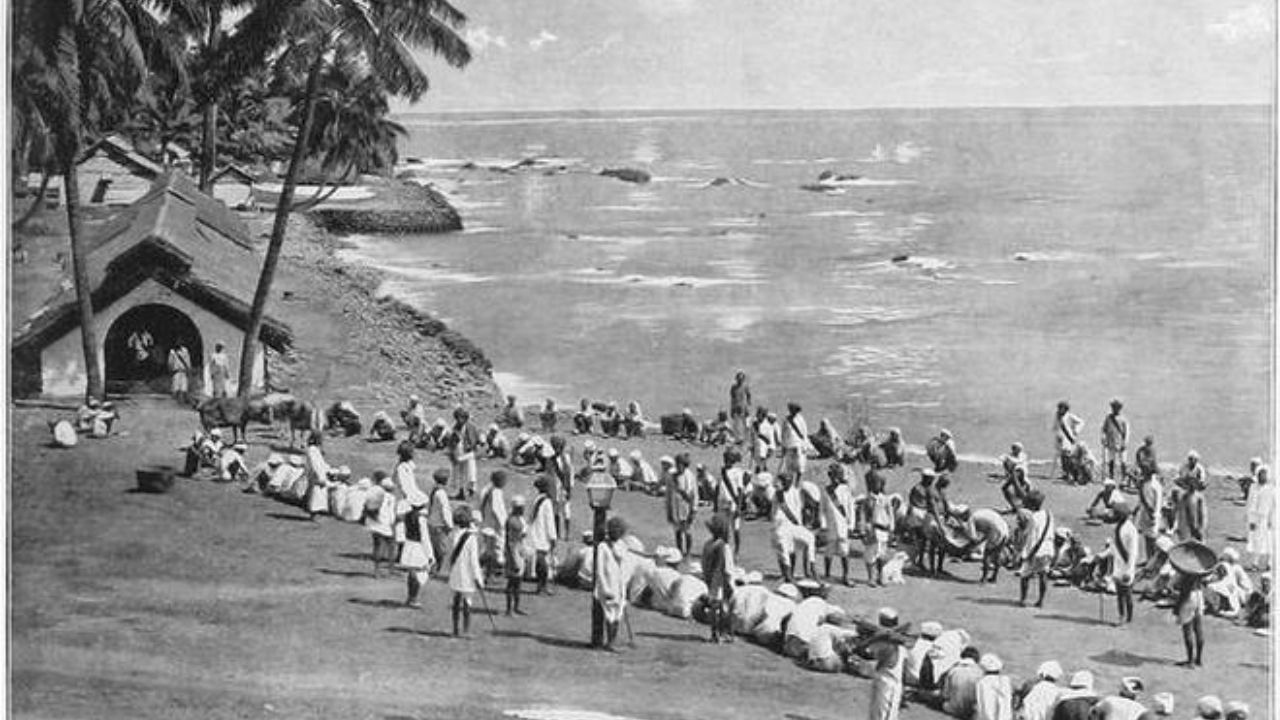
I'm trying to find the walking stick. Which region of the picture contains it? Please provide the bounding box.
[476,582,500,632]
[1098,587,1105,624]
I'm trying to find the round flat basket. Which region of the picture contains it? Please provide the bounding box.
[1167,541,1218,576]
[136,465,177,494]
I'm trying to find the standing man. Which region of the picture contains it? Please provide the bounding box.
[666,453,698,557]
[1108,502,1141,625]
[448,407,481,500]
[593,516,630,651]
[167,342,192,403]
[548,435,574,537]
[1100,399,1130,483]
[715,448,748,551]
[1017,490,1055,608]
[1175,455,1208,542]
[528,477,558,595]
[702,513,736,643]
[752,407,778,473]
[772,471,816,583]
[1246,466,1274,571]
[1135,436,1159,482]
[819,463,855,585]
[1135,465,1164,559]
[424,468,454,577]
[860,469,896,587]
[859,608,907,720]
[504,496,529,616]
[479,470,510,576]
[729,370,752,445]
[208,342,231,399]
[1054,401,1084,481]
[780,402,812,480]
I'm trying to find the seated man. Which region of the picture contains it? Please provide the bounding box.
[1205,548,1254,617]
[940,646,984,717]
[630,450,660,494]
[325,401,362,437]
[598,402,623,437]
[809,418,842,460]
[1086,479,1123,522]
[511,433,547,468]
[879,428,906,468]
[623,401,646,438]
[573,398,595,435]
[701,411,735,447]
[1242,574,1271,628]
[675,408,702,442]
[483,424,510,459]
[1002,465,1033,512]
[401,394,427,443]
[421,418,449,451]
[607,449,635,489]
[367,411,397,442]
[498,395,525,429]
[539,398,558,433]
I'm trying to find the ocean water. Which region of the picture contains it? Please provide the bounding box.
[339,106,1273,471]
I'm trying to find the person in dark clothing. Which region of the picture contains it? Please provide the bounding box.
[702,513,736,643]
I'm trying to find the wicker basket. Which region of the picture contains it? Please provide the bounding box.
[136,465,177,494]
[1167,541,1218,576]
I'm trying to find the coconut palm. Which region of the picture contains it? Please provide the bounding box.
[226,0,471,396]
[14,0,176,400]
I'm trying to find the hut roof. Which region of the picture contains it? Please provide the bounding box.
[78,134,164,178]
[13,172,292,353]
[211,164,257,185]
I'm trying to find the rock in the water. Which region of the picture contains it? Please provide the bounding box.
[600,167,651,184]
[891,254,911,264]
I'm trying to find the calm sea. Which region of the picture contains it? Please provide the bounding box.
[338,106,1273,471]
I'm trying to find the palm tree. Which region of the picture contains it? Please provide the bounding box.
[14,0,171,400]
[227,0,471,397]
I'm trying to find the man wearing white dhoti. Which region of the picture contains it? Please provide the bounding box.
[479,470,510,571]
[772,472,816,583]
[593,516,630,651]
[448,508,484,637]
[1246,466,1274,571]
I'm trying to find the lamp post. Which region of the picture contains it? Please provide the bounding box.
[585,473,616,648]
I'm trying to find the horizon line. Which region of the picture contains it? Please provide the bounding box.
[393,99,1273,117]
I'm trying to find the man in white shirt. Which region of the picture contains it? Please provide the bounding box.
[1054,401,1084,481]
[780,402,812,479]
[424,468,454,577]
[208,342,231,398]
[528,476,559,595]
[772,472,816,583]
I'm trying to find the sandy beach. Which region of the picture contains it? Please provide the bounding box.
[8,196,1271,719]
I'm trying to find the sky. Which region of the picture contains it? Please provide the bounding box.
[397,0,1276,113]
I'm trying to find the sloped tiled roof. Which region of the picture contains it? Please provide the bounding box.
[13,172,291,352]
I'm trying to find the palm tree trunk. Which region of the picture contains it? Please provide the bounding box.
[236,50,326,397]
[13,171,51,230]
[198,8,222,191]
[64,141,104,401]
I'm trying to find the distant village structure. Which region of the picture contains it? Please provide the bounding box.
[210,164,258,210]
[73,134,164,206]
[12,173,291,397]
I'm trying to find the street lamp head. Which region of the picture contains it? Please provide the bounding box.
[586,473,616,510]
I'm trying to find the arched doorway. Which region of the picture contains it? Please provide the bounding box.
[104,303,203,394]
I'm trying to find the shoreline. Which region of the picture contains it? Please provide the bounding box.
[330,230,1257,481]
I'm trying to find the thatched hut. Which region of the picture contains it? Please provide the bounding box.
[12,173,292,398]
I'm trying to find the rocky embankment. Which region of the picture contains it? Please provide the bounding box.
[266,211,500,411]
[307,181,462,234]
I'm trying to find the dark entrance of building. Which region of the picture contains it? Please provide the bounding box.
[104,303,204,394]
